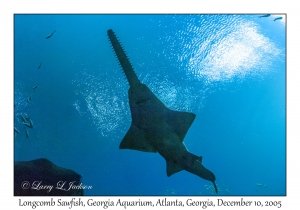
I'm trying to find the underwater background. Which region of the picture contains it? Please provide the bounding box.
[14,14,286,196]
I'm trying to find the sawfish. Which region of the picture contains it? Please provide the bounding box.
[107,29,217,193]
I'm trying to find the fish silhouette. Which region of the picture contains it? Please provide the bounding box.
[107,29,217,193]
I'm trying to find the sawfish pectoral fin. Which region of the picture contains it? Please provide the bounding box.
[120,124,157,153]
[166,160,184,177]
[167,110,196,142]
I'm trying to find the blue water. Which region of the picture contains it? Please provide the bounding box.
[14,14,286,196]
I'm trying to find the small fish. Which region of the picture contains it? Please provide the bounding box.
[46,30,56,39]
[23,122,30,127]
[29,119,34,128]
[14,127,20,134]
[20,114,27,123]
[26,94,33,103]
[256,183,263,186]
[37,62,42,69]
[259,14,270,18]
[25,114,31,122]
[33,85,39,90]
[25,128,29,138]
[23,122,33,128]
[274,17,283,21]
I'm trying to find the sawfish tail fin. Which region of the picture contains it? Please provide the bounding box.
[213,181,218,193]
[107,29,141,89]
[166,151,217,193]
[196,163,218,193]
[182,152,218,193]
[194,159,218,193]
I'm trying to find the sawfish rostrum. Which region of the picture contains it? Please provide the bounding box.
[107,29,217,193]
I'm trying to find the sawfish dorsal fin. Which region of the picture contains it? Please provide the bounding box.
[198,156,203,163]
[120,124,157,153]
